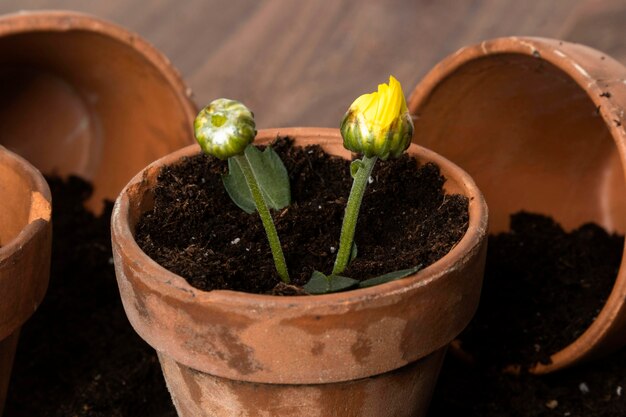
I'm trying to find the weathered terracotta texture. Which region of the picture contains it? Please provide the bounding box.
[112,128,488,416]
[0,10,196,211]
[0,146,51,417]
[158,348,446,417]
[408,36,626,373]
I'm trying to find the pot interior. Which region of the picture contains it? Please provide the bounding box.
[0,27,194,212]
[411,53,626,234]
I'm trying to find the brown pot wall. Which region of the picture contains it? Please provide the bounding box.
[0,10,196,211]
[408,36,626,373]
[158,348,446,417]
[0,146,52,417]
[112,128,488,416]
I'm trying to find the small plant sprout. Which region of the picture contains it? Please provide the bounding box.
[334,75,414,273]
[194,98,291,283]
[303,76,421,294]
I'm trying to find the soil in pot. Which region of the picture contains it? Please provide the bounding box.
[135,137,469,293]
[429,343,626,416]
[458,212,623,369]
[4,176,176,417]
[427,211,626,417]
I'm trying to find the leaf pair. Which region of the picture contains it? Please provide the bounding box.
[223,145,291,213]
[303,265,423,295]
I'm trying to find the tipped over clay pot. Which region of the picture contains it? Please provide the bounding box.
[0,146,51,417]
[111,128,488,417]
[0,10,196,211]
[408,36,626,374]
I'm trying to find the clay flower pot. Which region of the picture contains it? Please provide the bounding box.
[408,36,626,373]
[0,10,196,209]
[0,146,51,416]
[111,127,488,417]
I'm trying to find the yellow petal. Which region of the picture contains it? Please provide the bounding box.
[351,92,378,122]
[379,76,402,128]
[376,78,400,129]
[388,75,408,113]
[373,82,390,127]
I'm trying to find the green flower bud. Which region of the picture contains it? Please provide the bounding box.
[340,76,414,160]
[194,98,257,160]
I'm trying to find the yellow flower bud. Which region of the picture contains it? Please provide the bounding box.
[340,76,414,160]
[194,99,257,160]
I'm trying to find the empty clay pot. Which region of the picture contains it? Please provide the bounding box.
[111,127,488,417]
[0,146,51,417]
[407,37,626,373]
[0,10,196,211]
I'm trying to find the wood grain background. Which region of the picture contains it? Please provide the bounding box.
[1,0,625,128]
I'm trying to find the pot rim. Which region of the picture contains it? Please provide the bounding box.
[112,127,488,307]
[408,36,626,374]
[409,36,626,168]
[0,9,196,126]
[0,145,51,265]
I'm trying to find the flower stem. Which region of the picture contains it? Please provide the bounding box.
[332,155,378,275]
[233,154,290,283]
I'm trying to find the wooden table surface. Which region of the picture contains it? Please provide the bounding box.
[1,0,625,129]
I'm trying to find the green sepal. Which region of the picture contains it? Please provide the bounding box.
[350,160,364,178]
[303,271,359,294]
[223,144,291,214]
[358,265,423,288]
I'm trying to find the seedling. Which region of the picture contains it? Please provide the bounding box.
[194,99,291,283]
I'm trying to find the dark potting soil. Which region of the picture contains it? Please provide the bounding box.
[428,212,625,417]
[459,212,623,370]
[135,137,470,293]
[429,345,626,417]
[5,176,176,417]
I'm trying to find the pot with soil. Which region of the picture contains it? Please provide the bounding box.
[0,146,51,417]
[112,81,487,416]
[408,36,626,374]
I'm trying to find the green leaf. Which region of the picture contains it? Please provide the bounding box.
[358,265,423,288]
[304,270,359,294]
[350,243,358,261]
[327,275,359,292]
[222,145,291,214]
[350,160,364,178]
[245,145,291,210]
[304,265,423,294]
[303,271,329,294]
[223,158,256,213]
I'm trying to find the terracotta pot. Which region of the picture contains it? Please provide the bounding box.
[0,10,196,211]
[408,36,626,373]
[0,146,51,416]
[111,127,488,416]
